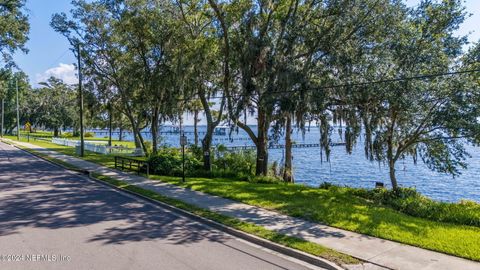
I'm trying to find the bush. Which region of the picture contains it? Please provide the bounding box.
[143,141,152,154]
[212,148,256,177]
[148,148,202,176]
[188,144,204,161]
[61,132,73,138]
[343,187,480,227]
[319,182,336,190]
[248,175,282,184]
[84,132,95,137]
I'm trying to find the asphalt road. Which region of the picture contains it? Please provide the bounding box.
[0,141,321,270]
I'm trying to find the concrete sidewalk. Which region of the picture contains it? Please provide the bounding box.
[5,139,479,270]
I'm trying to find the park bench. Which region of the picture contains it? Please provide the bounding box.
[114,156,149,177]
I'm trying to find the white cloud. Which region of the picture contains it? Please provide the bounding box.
[35,63,77,85]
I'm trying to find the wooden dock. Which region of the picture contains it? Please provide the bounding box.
[227,142,345,150]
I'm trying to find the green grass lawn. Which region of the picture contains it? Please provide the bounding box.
[17,131,137,148]
[3,136,480,261]
[3,135,143,168]
[147,175,480,261]
[94,174,359,266]
[20,130,54,137]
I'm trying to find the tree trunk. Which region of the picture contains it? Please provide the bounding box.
[54,127,59,137]
[387,115,398,190]
[283,114,294,182]
[137,129,147,155]
[151,106,160,154]
[388,158,398,190]
[256,138,268,176]
[126,113,147,156]
[256,109,269,176]
[119,125,123,141]
[72,126,79,137]
[198,87,225,172]
[194,109,199,146]
[108,106,112,147]
[202,126,213,171]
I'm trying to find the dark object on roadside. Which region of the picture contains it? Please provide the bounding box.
[375,182,384,189]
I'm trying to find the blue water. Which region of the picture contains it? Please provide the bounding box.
[92,125,480,203]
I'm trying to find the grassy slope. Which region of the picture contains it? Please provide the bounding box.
[150,176,480,261]
[5,137,480,261]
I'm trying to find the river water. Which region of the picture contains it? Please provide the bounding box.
[92,125,480,203]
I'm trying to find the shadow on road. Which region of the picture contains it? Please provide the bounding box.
[0,148,230,246]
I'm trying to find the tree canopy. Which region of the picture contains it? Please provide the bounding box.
[4,0,477,189]
[0,0,29,66]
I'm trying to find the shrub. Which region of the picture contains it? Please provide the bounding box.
[84,132,95,137]
[319,182,335,190]
[188,144,204,161]
[148,148,202,176]
[61,132,73,138]
[248,175,282,184]
[344,187,480,227]
[212,148,256,177]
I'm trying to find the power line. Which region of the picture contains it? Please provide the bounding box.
[176,68,480,101]
[318,68,480,89]
[46,49,70,68]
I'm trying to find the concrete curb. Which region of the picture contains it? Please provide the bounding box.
[7,140,346,270]
[87,174,345,270]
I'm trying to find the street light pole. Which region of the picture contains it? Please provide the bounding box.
[16,78,20,141]
[77,43,85,157]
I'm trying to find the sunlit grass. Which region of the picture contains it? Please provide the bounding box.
[3,135,143,169]
[93,174,360,266]
[149,175,480,261]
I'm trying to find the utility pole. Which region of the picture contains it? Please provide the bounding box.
[77,43,85,157]
[1,98,4,137]
[16,78,20,141]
